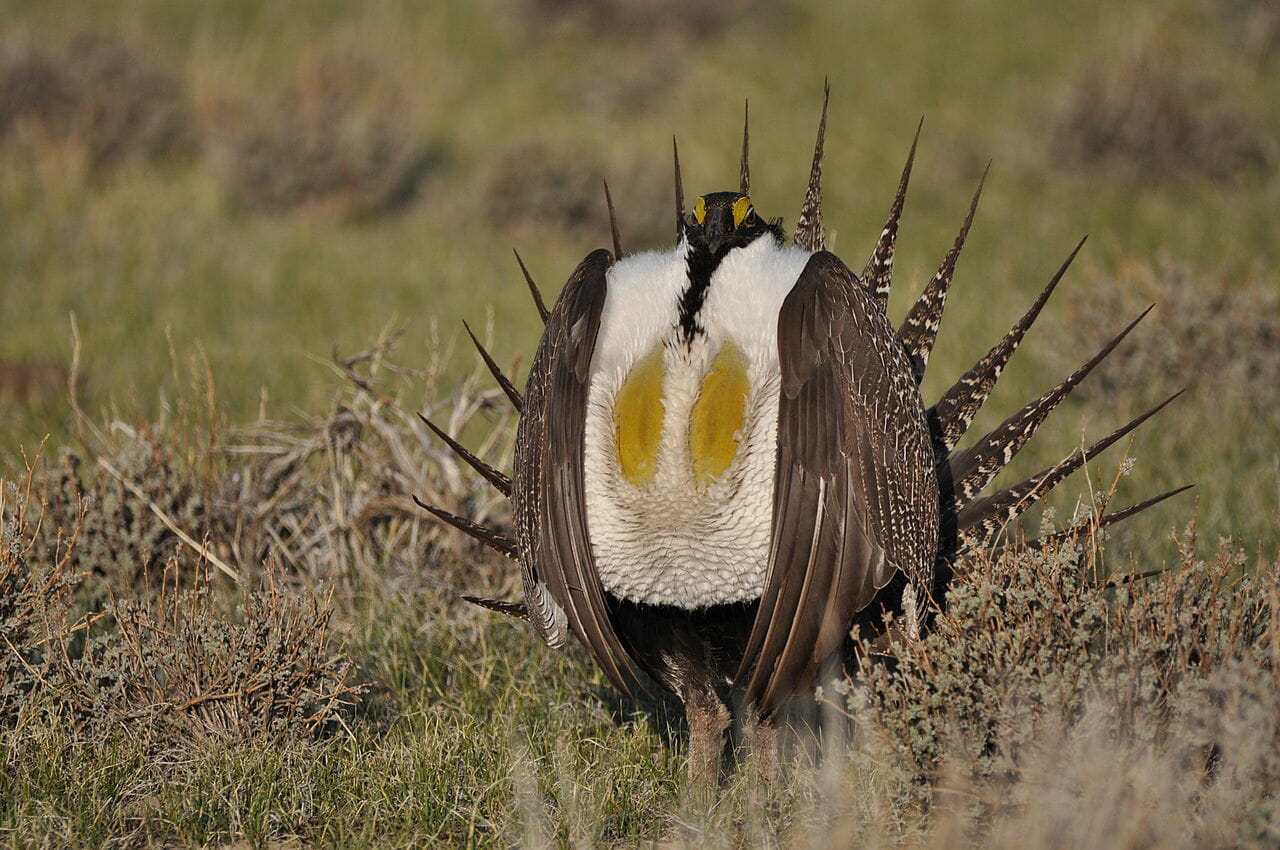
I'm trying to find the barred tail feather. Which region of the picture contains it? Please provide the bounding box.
[944,306,1154,506]
[463,320,523,413]
[951,390,1184,546]
[463,595,530,620]
[928,237,1086,456]
[898,163,989,382]
[862,118,922,310]
[793,80,830,252]
[1004,484,1194,555]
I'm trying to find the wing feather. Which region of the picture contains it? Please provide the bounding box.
[738,251,937,717]
[512,248,645,697]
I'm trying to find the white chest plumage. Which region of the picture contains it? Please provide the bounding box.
[582,236,814,608]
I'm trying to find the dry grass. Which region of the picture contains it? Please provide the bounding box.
[2,341,1278,844]
[14,326,516,602]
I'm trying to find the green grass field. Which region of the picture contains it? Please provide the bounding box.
[2,0,1279,845]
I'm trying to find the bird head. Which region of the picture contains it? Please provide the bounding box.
[686,192,783,256]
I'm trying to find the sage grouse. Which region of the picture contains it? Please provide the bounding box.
[418,89,1184,784]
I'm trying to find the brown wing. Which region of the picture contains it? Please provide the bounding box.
[737,251,938,716]
[511,248,646,698]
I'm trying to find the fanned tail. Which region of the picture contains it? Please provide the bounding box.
[439,96,1195,639]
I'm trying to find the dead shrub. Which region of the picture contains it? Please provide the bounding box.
[2,453,360,747]
[22,438,228,601]
[222,326,518,592]
[206,49,431,219]
[0,329,515,748]
[1051,23,1269,178]
[46,562,360,748]
[12,327,516,604]
[0,28,195,175]
[1057,256,1280,411]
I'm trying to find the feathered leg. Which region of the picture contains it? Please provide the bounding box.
[684,686,731,790]
[742,701,779,785]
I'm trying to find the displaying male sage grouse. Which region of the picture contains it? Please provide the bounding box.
[417,88,1185,785]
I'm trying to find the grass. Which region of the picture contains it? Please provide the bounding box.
[2,376,1278,846]
[1,0,1278,845]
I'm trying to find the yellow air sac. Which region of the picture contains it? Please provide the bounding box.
[614,346,666,486]
[689,343,749,484]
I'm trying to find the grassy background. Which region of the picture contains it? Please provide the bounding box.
[1,0,1279,845]
[3,0,1277,553]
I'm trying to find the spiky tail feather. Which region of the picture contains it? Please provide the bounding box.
[462,321,523,412]
[927,236,1087,456]
[897,163,988,382]
[996,484,1194,557]
[943,306,1155,508]
[862,119,922,311]
[514,249,550,325]
[416,412,512,497]
[793,81,830,252]
[412,494,519,559]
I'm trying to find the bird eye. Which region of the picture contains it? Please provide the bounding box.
[693,196,707,224]
[731,196,753,227]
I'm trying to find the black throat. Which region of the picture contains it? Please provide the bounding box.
[676,223,784,345]
[677,242,723,344]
